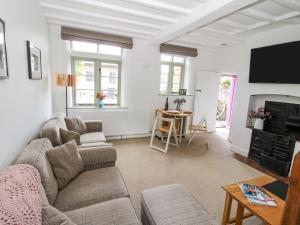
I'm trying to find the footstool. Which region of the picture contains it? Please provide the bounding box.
[141,184,219,225]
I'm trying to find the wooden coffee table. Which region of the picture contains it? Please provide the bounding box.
[221,176,285,225]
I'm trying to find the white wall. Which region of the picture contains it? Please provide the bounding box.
[50,26,199,137]
[215,24,300,155]
[0,0,52,169]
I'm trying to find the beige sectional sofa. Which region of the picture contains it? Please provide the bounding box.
[15,138,141,225]
[40,113,109,149]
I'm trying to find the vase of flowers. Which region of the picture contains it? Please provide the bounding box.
[96,91,106,108]
[174,98,186,112]
[249,107,272,130]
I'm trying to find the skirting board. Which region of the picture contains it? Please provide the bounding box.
[106,133,151,140]
[230,145,248,157]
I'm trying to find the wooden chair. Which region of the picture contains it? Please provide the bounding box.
[280,151,300,225]
[188,117,208,148]
[149,116,179,154]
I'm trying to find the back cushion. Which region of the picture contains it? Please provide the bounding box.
[40,119,63,146]
[15,138,58,205]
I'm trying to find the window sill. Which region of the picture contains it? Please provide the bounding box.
[68,106,129,110]
[158,93,194,96]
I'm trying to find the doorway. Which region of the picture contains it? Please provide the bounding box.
[215,75,237,139]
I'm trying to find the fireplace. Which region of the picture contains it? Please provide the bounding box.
[248,100,300,176]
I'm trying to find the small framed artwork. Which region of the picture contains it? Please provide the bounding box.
[0,18,9,79]
[27,41,42,80]
[179,89,187,95]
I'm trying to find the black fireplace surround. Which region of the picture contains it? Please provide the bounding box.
[248,101,300,176]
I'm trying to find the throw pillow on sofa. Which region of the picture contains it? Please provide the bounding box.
[46,140,84,189]
[64,117,87,134]
[42,205,75,225]
[60,128,81,145]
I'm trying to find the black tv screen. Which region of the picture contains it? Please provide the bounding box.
[249,41,300,84]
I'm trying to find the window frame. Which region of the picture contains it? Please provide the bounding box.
[160,54,185,94]
[71,56,122,106]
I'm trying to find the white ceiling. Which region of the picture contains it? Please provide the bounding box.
[39,0,300,48]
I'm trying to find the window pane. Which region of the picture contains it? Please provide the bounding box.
[161,64,169,74]
[72,41,97,53]
[101,63,119,77]
[173,56,184,63]
[100,62,119,105]
[99,44,121,56]
[161,54,172,62]
[172,83,180,93]
[102,90,118,105]
[160,74,168,83]
[76,90,94,104]
[101,77,118,91]
[173,75,181,83]
[74,60,95,104]
[160,83,168,94]
[173,66,182,75]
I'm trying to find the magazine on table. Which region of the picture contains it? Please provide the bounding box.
[239,183,277,207]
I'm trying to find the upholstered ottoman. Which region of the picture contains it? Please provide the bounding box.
[141,184,219,225]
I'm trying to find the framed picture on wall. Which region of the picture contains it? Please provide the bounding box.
[0,18,9,79]
[27,41,42,80]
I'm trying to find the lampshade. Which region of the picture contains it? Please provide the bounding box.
[56,73,76,87]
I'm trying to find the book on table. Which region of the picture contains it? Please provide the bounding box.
[239,183,277,207]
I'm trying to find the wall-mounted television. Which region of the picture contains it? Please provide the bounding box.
[249,41,300,84]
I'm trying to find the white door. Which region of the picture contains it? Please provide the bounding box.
[193,71,220,132]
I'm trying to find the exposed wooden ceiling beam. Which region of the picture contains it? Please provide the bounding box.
[40,2,164,30]
[149,0,262,45]
[48,19,151,39]
[122,0,191,15]
[187,31,243,44]
[271,0,300,11]
[240,8,276,22]
[45,13,155,37]
[61,0,176,23]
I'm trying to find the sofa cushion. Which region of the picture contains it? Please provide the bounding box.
[46,140,84,189]
[65,117,87,135]
[60,128,81,145]
[15,138,58,205]
[141,184,219,225]
[80,132,106,144]
[42,205,75,225]
[65,198,141,225]
[54,167,129,211]
[40,119,63,146]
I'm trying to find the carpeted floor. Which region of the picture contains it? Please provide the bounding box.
[111,133,266,225]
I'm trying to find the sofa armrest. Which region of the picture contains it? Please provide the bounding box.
[79,146,117,170]
[84,120,103,133]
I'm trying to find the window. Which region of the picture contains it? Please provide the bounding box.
[71,42,122,106]
[71,41,122,56]
[160,54,185,94]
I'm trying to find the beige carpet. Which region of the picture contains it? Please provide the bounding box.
[111,133,266,225]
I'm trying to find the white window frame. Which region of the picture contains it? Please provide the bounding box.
[70,41,123,106]
[160,54,185,94]
[71,57,121,106]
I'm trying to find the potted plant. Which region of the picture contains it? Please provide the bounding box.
[96,91,106,108]
[249,107,272,130]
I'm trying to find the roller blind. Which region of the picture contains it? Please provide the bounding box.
[160,44,198,57]
[61,26,133,49]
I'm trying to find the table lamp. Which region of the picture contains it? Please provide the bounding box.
[56,73,76,117]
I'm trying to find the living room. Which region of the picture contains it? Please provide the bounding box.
[0,0,300,225]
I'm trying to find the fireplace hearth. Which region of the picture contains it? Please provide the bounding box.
[248,101,300,176]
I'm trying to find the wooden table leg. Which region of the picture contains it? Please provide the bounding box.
[235,203,245,225]
[221,193,233,225]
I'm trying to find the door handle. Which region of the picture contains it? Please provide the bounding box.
[196,89,202,92]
